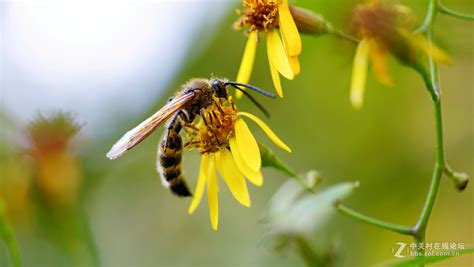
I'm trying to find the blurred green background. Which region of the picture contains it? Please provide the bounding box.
[1,0,472,266]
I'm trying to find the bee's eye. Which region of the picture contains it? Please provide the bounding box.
[211,81,219,91]
[212,80,227,97]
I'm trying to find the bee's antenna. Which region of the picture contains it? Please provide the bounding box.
[231,86,271,118]
[225,81,276,98]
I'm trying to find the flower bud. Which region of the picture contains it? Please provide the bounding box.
[289,6,333,35]
[452,172,469,191]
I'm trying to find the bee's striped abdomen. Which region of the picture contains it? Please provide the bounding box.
[157,116,192,197]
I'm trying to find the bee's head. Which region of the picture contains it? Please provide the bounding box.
[211,79,228,98]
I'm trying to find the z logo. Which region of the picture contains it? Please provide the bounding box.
[393,242,407,258]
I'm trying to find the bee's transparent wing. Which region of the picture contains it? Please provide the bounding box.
[106,92,196,160]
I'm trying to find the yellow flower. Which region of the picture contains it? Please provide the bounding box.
[186,100,291,230]
[350,1,450,109]
[27,112,82,206]
[234,0,302,98]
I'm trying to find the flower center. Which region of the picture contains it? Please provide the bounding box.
[234,0,280,33]
[184,98,238,154]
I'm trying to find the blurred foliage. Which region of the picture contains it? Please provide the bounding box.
[261,179,358,266]
[0,112,99,266]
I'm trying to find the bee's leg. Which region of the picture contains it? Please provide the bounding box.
[184,140,200,147]
[157,114,192,197]
[183,123,199,132]
[212,98,225,114]
[199,109,210,127]
[177,110,191,123]
[199,108,222,145]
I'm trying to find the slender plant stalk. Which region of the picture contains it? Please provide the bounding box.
[336,205,413,235]
[412,1,445,257]
[412,98,444,250]
[327,28,359,44]
[0,209,22,267]
[415,0,438,33]
[438,1,474,20]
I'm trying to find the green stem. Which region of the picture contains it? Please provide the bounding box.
[414,234,425,256]
[413,3,446,266]
[336,205,413,235]
[0,209,22,267]
[413,0,446,257]
[259,143,315,192]
[438,1,474,20]
[414,62,439,102]
[328,27,360,44]
[415,0,438,33]
[413,99,445,238]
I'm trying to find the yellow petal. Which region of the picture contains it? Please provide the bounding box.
[236,31,258,98]
[207,157,218,230]
[367,39,393,86]
[267,30,294,79]
[229,137,263,186]
[268,53,284,97]
[289,55,300,76]
[234,118,261,172]
[350,39,370,109]
[188,154,210,214]
[414,35,451,64]
[215,149,251,207]
[278,3,301,56]
[237,112,291,153]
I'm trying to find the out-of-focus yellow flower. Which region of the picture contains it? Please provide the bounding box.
[185,99,290,230]
[234,0,302,97]
[350,0,450,109]
[27,113,82,206]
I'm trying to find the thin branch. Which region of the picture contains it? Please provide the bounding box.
[336,205,413,235]
[438,1,474,20]
[328,28,360,44]
[412,1,449,259]
[414,98,445,236]
[415,0,438,33]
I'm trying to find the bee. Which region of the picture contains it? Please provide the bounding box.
[106,78,275,197]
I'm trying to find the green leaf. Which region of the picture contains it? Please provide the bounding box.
[266,181,359,235]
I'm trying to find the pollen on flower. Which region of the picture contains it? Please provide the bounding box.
[234,0,279,33]
[184,98,238,154]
